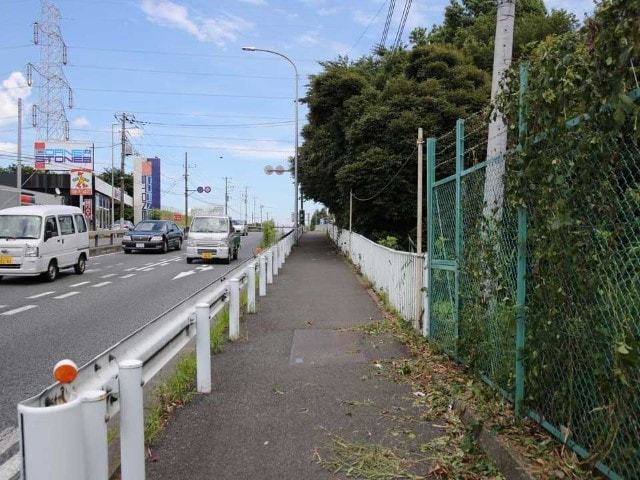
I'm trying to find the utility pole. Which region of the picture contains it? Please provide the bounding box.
[223,177,231,215]
[260,204,264,223]
[483,0,515,219]
[252,196,257,224]
[243,186,248,225]
[184,152,188,229]
[416,128,424,255]
[17,98,22,206]
[119,113,126,223]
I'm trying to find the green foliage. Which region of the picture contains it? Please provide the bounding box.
[97,168,133,196]
[260,219,276,248]
[0,164,36,176]
[377,235,399,250]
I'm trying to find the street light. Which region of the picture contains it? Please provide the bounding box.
[242,46,299,238]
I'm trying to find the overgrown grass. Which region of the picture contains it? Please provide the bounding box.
[144,354,197,446]
[211,306,229,354]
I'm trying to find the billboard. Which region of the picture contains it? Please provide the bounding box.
[34,141,94,172]
[70,170,93,196]
[133,157,161,223]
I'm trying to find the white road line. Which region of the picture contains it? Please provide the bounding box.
[100,273,117,279]
[0,453,20,480]
[91,281,111,288]
[26,291,55,299]
[70,281,90,287]
[0,427,17,456]
[173,271,196,280]
[84,269,98,273]
[120,273,136,279]
[0,306,5,309]
[140,267,155,272]
[54,291,79,299]
[196,265,214,272]
[1,305,37,316]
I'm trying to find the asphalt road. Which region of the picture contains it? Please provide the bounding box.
[0,232,261,433]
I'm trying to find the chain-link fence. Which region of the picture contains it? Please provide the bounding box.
[426,109,639,478]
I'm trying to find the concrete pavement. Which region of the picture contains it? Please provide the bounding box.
[147,231,441,480]
[0,233,261,479]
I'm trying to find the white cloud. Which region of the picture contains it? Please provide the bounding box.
[140,0,252,46]
[71,116,90,128]
[238,0,267,5]
[318,7,340,16]
[0,142,17,154]
[0,72,32,127]
[353,9,377,26]
[298,32,320,45]
[330,41,351,56]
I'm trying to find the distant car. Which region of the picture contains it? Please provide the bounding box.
[0,205,89,282]
[232,219,248,236]
[112,220,134,231]
[122,220,183,254]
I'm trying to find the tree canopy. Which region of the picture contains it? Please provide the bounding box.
[297,0,576,244]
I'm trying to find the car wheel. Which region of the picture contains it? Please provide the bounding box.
[42,261,58,282]
[232,247,238,260]
[74,255,86,274]
[186,257,193,264]
[162,240,168,254]
[175,239,182,251]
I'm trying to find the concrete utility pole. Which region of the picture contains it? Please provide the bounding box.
[260,204,264,223]
[17,98,22,206]
[252,196,257,224]
[119,113,126,223]
[416,128,424,255]
[243,186,248,224]
[223,177,231,215]
[111,123,116,227]
[184,152,188,228]
[483,0,515,219]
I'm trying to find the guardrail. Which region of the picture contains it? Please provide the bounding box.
[17,228,299,480]
[328,224,424,327]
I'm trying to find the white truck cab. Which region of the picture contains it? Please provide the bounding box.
[185,215,240,265]
[0,205,90,282]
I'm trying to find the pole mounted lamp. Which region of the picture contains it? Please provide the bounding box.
[242,46,299,239]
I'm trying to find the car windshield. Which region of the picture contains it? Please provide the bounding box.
[0,215,42,239]
[191,217,228,233]
[232,220,244,226]
[134,221,166,232]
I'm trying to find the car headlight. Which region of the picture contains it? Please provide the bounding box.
[25,245,39,257]
[123,235,131,241]
[151,236,163,242]
[187,239,197,247]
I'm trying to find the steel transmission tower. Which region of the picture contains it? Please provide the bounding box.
[26,0,73,141]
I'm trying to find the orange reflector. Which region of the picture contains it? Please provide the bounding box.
[53,359,78,384]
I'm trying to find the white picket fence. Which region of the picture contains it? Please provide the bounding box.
[328,225,424,326]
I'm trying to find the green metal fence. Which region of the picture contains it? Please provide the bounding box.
[425,65,639,479]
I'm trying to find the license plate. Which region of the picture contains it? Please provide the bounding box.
[202,252,215,259]
[136,243,145,248]
[0,255,12,265]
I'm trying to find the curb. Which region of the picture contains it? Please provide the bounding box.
[90,245,122,256]
[451,399,534,480]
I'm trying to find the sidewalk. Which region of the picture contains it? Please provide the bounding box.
[147,231,440,479]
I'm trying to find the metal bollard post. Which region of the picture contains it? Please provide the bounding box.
[266,251,273,285]
[259,255,267,296]
[229,278,240,340]
[119,359,145,480]
[280,242,285,267]
[273,244,279,276]
[82,390,109,480]
[195,303,211,393]
[247,262,256,313]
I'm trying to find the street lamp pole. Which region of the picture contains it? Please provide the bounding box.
[242,46,299,242]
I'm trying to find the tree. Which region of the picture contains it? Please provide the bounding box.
[97,168,133,196]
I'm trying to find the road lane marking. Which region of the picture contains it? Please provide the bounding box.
[140,267,155,272]
[120,273,136,279]
[84,269,98,273]
[54,291,79,299]
[26,291,55,299]
[196,265,214,272]
[70,281,90,287]
[91,281,112,288]
[1,305,37,316]
[0,427,17,456]
[173,271,196,280]
[0,453,20,480]
[100,273,117,279]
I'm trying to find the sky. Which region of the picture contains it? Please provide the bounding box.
[0,0,595,224]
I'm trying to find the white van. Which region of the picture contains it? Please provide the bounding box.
[0,205,90,282]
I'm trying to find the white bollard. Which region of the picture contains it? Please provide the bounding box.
[119,359,145,480]
[273,244,279,276]
[195,303,211,393]
[259,255,267,296]
[82,390,109,480]
[228,278,240,340]
[266,251,273,284]
[247,262,256,313]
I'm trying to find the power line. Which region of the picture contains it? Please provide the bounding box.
[350,0,388,54]
[392,0,413,51]
[380,0,397,47]
[47,86,292,100]
[70,106,289,121]
[70,127,291,144]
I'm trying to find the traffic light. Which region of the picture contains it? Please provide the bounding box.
[299,209,305,225]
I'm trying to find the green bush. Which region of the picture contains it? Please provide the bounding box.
[260,220,276,248]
